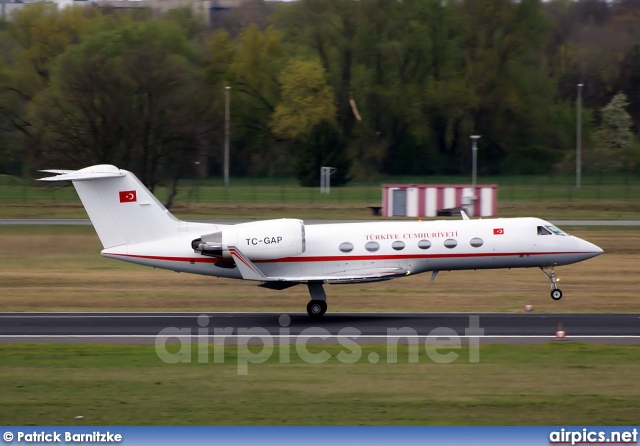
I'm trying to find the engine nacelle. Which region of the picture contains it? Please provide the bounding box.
[193,219,305,260]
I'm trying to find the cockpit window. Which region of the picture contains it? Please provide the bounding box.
[537,225,567,236]
[537,226,551,235]
[546,225,567,236]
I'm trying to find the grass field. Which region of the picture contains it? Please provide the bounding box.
[0,343,638,425]
[2,172,640,220]
[0,225,637,313]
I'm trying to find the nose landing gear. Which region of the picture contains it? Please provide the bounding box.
[540,266,563,300]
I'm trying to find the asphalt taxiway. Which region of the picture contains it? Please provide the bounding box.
[0,312,638,344]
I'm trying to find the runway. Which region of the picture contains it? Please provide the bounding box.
[1,312,638,344]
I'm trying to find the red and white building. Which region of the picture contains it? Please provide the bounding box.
[382,184,498,218]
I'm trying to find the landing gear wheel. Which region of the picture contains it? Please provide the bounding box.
[551,289,563,301]
[541,267,563,301]
[307,300,327,318]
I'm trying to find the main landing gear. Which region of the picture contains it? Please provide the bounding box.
[540,266,563,301]
[306,282,327,318]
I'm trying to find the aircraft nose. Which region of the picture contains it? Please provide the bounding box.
[593,243,604,255]
[578,238,603,259]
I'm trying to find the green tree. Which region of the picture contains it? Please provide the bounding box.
[0,4,100,173]
[594,92,635,171]
[275,0,560,176]
[618,43,640,130]
[295,120,351,187]
[273,0,359,137]
[224,25,287,176]
[29,19,210,205]
[458,0,554,172]
[501,145,564,174]
[271,59,336,141]
[204,30,235,86]
[350,0,459,175]
[200,29,235,177]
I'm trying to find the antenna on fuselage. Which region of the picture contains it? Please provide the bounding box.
[460,210,470,220]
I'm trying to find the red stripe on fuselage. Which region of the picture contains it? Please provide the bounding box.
[228,248,260,274]
[103,251,593,264]
[257,251,590,263]
[102,253,218,263]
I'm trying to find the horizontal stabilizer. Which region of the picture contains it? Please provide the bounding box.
[38,165,125,182]
[38,169,76,175]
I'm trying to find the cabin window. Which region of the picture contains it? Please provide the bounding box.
[444,239,458,249]
[365,241,380,252]
[392,241,405,251]
[418,239,431,250]
[339,242,354,252]
[537,226,551,236]
[470,237,484,248]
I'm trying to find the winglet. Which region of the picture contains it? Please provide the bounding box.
[227,245,269,281]
[460,210,470,220]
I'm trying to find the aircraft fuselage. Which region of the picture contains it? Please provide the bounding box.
[102,217,602,281]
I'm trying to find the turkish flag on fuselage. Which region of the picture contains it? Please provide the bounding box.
[119,190,137,203]
[493,228,504,235]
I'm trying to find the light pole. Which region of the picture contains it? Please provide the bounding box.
[576,83,583,188]
[224,85,231,188]
[470,135,481,194]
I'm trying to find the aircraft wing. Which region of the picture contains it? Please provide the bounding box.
[280,268,408,284]
[227,245,407,285]
[258,269,406,289]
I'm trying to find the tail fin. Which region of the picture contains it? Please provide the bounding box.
[39,164,182,249]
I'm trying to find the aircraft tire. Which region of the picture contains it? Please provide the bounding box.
[550,289,563,301]
[307,300,327,317]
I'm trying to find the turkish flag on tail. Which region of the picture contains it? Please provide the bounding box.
[119,190,137,203]
[493,228,504,235]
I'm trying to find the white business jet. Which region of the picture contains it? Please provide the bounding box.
[40,165,603,317]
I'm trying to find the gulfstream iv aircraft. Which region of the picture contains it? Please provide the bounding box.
[40,165,603,317]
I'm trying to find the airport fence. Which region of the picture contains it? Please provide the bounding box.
[1,172,640,210]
